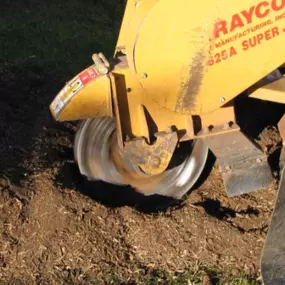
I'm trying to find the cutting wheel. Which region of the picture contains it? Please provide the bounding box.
[74,117,209,199]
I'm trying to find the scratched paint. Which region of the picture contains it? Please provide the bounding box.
[175,49,206,113]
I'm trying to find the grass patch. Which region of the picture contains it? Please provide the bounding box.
[0,0,127,127]
[104,266,261,285]
[1,0,126,88]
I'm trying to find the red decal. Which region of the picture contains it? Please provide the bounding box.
[241,6,255,24]
[229,46,237,56]
[221,50,228,60]
[272,0,285,11]
[214,20,228,38]
[213,0,285,39]
[257,33,264,43]
[256,2,270,18]
[79,67,99,85]
[207,47,238,66]
[215,53,221,63]
[241,27,279,50]
[230,14,245,32]
[272,26,280,36]
[276,12,285,20]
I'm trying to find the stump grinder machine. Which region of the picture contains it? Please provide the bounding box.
[50,0,285,283]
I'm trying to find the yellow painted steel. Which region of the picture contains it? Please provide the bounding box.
[250,76,285,104]
[111,60,193,140]
[50,0,285,140]
[50,72,113,121]
[123,0,285,115]
[114,0,135,54]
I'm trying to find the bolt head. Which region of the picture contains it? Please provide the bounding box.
[141,73,148,79]
[220,97,226,103]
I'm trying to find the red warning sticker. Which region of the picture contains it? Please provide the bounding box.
[79,66,99,85]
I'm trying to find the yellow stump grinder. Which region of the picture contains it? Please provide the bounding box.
[49,0,285,283]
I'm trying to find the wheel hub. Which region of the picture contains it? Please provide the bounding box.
[75,117,209,198]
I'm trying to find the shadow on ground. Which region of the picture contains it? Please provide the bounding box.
[194,198,259,220]
[51,148,216,214]
[1,0,285,217]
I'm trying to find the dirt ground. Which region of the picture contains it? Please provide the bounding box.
[1,60,284,285]
[2,2,285,282]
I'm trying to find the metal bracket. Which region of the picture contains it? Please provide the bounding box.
[123,131,178,176]
[202,127,274,197]
[92,53,110,75]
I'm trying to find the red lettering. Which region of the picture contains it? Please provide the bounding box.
[213,2,282,43]
[230,14,245,32]
[230,46,237,57]
[221,50,228,60]
[265,29,272,40]
[276,12,285,20]
[272,0,285,11]
[257,33,264,44]
[272,27,280,36]
[214,20,228,38]
[256,2,270,18]
[215,53,221,63]
[207,47,237,67]
[249,38,257,47]
[241,6,255,24]
[242,27,280,51]
[207,57,214,66]
[242,40,249,51]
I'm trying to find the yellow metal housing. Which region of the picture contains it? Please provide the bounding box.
[250,76,285,104]
[51,0,285,142]
[50,66,113,121]
[120,0,285,115]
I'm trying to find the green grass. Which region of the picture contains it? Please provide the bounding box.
[104,266,261,285]
[0,0,127,125]
[1,0,125,84]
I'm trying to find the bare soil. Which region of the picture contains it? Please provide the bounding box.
[0,65,284,284]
